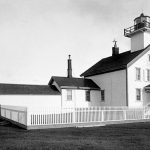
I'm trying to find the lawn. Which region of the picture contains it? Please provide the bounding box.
[0,118,150,150]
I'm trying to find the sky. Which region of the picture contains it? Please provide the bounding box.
[0,0,150,84]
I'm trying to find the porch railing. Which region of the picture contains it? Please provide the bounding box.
[124,21,150,37]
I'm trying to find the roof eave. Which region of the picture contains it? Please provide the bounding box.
[81,67,126,77]
[0,93,61,95]
[61,86,100,90]
[127,45,150,68]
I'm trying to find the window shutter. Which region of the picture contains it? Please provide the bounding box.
[147,69,150,81]
[143,70,145,81]
[85,90,90,102]
[101,90,105,101]
[136,88,141,101]
[135,68,141,80]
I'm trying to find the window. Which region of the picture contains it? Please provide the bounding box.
[101,90,105,101]
[85,90,90,102]
[67,90,72,101]
[136,88,141,101]
[148,55,150,62]
[147,69,150,81]
[136,68,141,80]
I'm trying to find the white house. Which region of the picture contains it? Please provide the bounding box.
[81,13,150,108]
[1,13,150,110]
[2,13,150,129]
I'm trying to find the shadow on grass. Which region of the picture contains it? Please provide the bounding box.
[0,117,25,130]
[1,121,150,150]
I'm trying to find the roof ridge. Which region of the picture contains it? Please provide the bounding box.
[81,48,147,77]
[52,76,86,80]
[0,83,49,86]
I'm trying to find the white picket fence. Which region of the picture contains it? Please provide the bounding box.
[1,104,150,129]
[0,105,27,126]
[27,107,147,126]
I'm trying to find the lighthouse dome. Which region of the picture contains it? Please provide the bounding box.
[134,13,150,25]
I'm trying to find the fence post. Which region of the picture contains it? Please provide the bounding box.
[27,107,31,126]
[10,110,12,120]
[73,107,76,123]
[17,112,19,123]
[101,110,104,122]
[25,107,28,126]
[143,107,146,119]
[124,109,126,121]
[4,108,6,117]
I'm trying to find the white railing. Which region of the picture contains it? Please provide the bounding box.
[1,105,150,128]
[27,107,146,126]
[0,105,27,126]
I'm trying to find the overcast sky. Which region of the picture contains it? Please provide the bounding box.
[0,0,150,84]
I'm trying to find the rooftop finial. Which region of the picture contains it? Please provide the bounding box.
[140,12,144,17]
[112,39,119,56]
[69,54,71,59]
[113,39,117,48]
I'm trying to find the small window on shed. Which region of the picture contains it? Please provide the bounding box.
[67,89,72,101]
[85,90,90,102]
[101,90,105,101]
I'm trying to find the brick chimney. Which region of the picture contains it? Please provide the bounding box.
[112,40,119,56]
[67,55,72,78]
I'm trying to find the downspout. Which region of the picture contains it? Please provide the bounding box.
[111,77,112,106]
[61,89,63,110]
[0,104,1,117]
[126,68,129,106]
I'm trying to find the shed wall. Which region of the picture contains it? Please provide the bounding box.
[0,95,61,109]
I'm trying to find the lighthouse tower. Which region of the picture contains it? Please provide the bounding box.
[124,13,150,52]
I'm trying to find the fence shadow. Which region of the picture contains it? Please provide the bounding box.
[0,117,26,130]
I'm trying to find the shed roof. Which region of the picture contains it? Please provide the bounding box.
[0,83,60,95]
[49,76,100,90]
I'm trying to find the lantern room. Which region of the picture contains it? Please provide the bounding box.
[124,13,150,52]
[134,13,150,31]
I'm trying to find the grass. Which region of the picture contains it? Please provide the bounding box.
[1,118,150,150]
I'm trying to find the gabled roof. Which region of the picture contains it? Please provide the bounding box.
[0,83,60,95]
[49,76,100,90]
[81,46,150,77]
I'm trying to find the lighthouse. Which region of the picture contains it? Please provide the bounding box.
[124,13,150,52]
